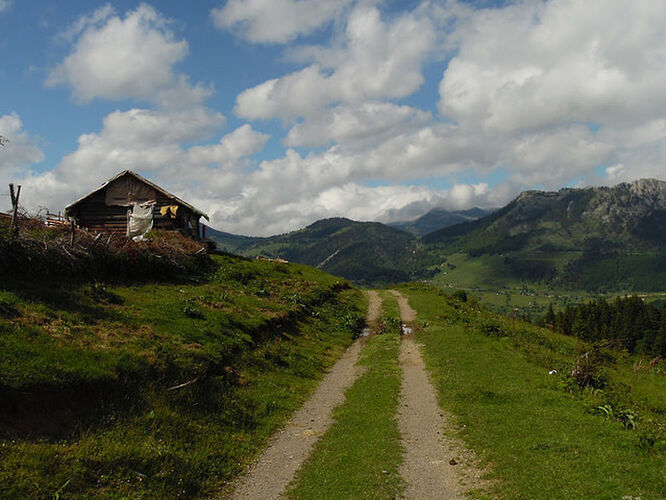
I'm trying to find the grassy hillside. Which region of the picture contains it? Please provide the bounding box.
[210,218,437,285]
[0,246,364,498]
[400,283,666,498]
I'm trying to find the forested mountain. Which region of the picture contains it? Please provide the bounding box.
[425,179,666,290]
[209,179,666,290]
[210,218,436,285]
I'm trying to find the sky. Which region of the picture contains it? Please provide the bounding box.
[1,0,666,236]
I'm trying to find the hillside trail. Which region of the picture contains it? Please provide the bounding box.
[390,290,487,499]
[224,290,382,500]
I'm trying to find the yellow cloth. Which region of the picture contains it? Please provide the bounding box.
[160,205,179,218]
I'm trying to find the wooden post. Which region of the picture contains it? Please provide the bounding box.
[202,224,207,239]
[70,220,75,247]
[9,183,21,238]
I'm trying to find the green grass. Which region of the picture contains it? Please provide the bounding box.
[399,283,666,499]
[0,254,365,499]
[286,292,404,500]
[378,290,400,318]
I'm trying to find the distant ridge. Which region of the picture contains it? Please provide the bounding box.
[388,207,494,236]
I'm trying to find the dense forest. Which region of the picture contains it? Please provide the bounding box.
[543,296,666,356]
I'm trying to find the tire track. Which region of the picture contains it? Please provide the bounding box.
[225,291,382,499]
[391,290,484,499]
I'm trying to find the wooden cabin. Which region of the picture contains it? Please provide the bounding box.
[65,171,208,240]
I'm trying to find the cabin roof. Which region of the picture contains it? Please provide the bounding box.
[65,170,209,220]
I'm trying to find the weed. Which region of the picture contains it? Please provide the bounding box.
[570,345,613,389]
[88,283,124,305]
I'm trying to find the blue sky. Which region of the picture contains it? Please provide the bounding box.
[1,0,665,235]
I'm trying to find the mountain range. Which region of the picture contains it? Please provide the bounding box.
[209,179,666,290]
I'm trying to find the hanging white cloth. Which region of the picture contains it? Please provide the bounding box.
[128,201,155,240]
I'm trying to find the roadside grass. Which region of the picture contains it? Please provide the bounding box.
[286,292,404,500]
[400,283,666,499]
[0,254,364,499]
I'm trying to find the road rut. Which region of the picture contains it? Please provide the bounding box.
[226,290,382,499]
[391,290,484,499]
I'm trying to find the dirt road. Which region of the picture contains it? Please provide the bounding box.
[390,290,485,499]
[226,290,382,499]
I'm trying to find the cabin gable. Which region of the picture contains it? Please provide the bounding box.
[65,171,207,239]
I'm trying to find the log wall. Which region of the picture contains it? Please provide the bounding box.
[69,188,201,239]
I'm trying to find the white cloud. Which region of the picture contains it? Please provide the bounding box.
[187,124,270,166]
[15,0,666,236]
[0,0,12,14]
[0,113,45,212]
[47,4,188,102]
[0,113,44,176]
[235,5,435,120]
[439,0,666,133]
[56,3,115,42]
[211,0,352,44]
[285,102,431,149]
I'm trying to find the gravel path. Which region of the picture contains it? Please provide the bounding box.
[225,291,382,499]
[391,290,485,499]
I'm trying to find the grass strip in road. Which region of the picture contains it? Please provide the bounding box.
[402,285,666,500]
[286,293,404,500]
[378,290,400,318]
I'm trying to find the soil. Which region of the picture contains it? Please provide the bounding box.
[224,290,382,499]
[390,290,489,499]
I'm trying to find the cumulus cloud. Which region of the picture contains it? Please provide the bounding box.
[285,102,432,149]
[235,5,435,120]
[440,0,666,133]
[187,124,270,166]
[211,0,352,44]
[0,113,44,177]
[47,4,188,102]
[20,116,267,217]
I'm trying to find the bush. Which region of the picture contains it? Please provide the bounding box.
[0,221,211,283]
[570,346,611,389]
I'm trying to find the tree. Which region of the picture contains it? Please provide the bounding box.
[543,303,556,327]
[0,135,8,146]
